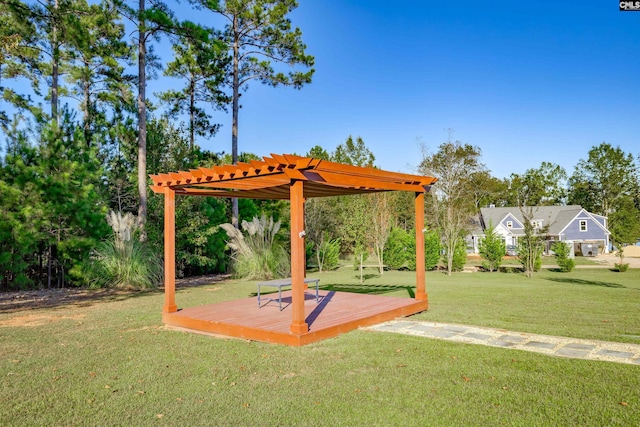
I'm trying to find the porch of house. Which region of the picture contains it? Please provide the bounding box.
[163,288,428,346]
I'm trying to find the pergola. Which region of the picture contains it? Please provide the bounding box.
[150,154,437,345]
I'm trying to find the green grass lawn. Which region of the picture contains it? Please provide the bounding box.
[1,268,639,426]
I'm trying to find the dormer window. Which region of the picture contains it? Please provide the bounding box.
[579,220,587,232]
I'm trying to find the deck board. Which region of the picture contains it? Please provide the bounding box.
[163,290,428,346]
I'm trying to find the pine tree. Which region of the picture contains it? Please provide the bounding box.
[197,0,315,227]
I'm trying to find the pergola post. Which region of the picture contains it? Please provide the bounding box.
[289,180,308,335]
[415,192,428,302]
[163,187,177,313]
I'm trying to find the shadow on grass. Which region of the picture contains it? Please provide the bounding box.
[0,287,159,313]
[544,277,626,288]
[320,283,415,298]
[0,274,230,313]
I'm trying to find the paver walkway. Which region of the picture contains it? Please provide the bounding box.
[365,320,640,365]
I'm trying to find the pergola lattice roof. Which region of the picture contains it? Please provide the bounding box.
[150,153,437,199]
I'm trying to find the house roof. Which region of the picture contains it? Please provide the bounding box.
[149,153,437,200]
[479,205,587,235]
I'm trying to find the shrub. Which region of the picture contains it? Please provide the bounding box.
[317,238,341,271]
[614,248,629,272]
[384,227,412,270]
[518,237,544,275]
[221,216,290,280]
[425,230,442,270]
[450,238,467,272]
[551,241,575,272]
[615,263,629,272]
[406,229,441,271]
[88,211,162,289]
[479,221,505,272]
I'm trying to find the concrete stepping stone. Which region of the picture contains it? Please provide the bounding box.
[524,341,557,350]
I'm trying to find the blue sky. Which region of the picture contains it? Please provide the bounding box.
[177,0,639,179]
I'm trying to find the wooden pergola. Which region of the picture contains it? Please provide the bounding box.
[150,154,437,345]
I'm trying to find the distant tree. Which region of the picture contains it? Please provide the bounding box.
[608,196,640,247]
[568,143,637,215]
[418,133,486,275]
[328,136,379,276]
[569,143,639,249]
[469,170,508,209]
[201,0,315,228]
[120,0,209,239]
[369,192,392,274]
[145,118,231,275]
[64,0,133,145]
[304,197,337,272]
[307,145,330,160]
[479,220,505,272]
[0,0,41,129]
[332,135,375,167]
[2,0,86,124]
[304,144,336,270]
[517,206,547,277]
[506,162,568,206]
[157,31,228,150]
[0,109,109,289]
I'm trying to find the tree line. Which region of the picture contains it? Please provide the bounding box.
[0,0,313,289]
[1,1,639,289]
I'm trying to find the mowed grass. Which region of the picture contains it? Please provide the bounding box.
[1,267,639,426]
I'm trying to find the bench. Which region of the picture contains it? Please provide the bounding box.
[257,278,320,310]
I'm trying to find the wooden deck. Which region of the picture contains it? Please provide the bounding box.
[163,290,428,346]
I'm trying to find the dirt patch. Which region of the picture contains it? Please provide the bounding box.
[0,313,85,327]
[0,274,230,313]
[622,245,640,258]
[593,252,640,268]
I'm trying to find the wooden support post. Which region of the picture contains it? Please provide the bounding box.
[415,192,428,302]
[163,187,177,313]
[289,180,308,335]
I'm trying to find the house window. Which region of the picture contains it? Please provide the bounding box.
[506,221,513,228]
[579,220,587,232]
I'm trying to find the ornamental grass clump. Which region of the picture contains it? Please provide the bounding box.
[221,215,290,280]
[89,211,162,289]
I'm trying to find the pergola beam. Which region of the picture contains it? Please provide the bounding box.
[163,187,177,313]
[289,180,308,334]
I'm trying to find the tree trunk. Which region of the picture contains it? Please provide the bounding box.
[137,0,147,240]
[51,0,59,123]
[376,244,384,274]
[82,57,91,145]
[47,245,52,289]
[315,241,323,273]
[230,15,240,228]
[189,74,195,150]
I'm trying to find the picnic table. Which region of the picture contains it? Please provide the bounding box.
[257,277,320,310]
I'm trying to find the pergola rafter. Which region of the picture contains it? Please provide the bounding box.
[150,154,437,342]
